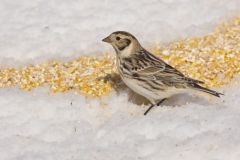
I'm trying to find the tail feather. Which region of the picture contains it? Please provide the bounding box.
[187,77,204,84]
[190,83,224,97]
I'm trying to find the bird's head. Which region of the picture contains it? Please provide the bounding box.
[102,31,141,57]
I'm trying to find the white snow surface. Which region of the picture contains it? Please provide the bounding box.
[0,0,240,159]
[0,0,239,63]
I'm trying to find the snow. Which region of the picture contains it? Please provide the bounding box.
[0,0,240,159]
[1,84,240,160]
[0,0,239,63]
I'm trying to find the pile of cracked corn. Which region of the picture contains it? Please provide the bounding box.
[0,17,239,97]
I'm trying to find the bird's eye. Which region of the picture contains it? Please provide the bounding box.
[116,36,121,41]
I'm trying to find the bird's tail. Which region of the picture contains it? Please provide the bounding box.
[190,83,224,97]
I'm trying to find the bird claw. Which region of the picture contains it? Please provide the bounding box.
[96,74,112,83]
[96,73,126,93]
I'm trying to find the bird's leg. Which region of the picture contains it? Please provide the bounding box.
[96,73,112,83]
[96,73,124,91]
[157,98,167,106]
[144,98,167,116]
[144,104,155,116]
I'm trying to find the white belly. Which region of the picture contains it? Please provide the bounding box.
[121,76,188,104]
[121,77,164,104]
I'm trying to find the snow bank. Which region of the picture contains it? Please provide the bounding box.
[0,82,239,160]
[0,0,240,159]
[0,0,239,62]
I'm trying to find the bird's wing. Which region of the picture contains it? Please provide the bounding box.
[128,50,204,85]
[132,63,185,82]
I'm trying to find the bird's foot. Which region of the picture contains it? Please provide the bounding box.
[144,98,167,116]
[96,73,125,92]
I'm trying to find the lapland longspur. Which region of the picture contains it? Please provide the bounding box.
[102,31,223,115]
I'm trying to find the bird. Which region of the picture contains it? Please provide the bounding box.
[102,31,223,115]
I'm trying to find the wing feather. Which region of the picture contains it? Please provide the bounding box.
[125,49,204,86]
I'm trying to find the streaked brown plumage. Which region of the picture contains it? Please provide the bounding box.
[103,31,223,115]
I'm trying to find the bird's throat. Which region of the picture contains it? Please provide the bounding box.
[117,43,135,58]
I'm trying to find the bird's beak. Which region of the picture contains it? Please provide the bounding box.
[102,36,112,43]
